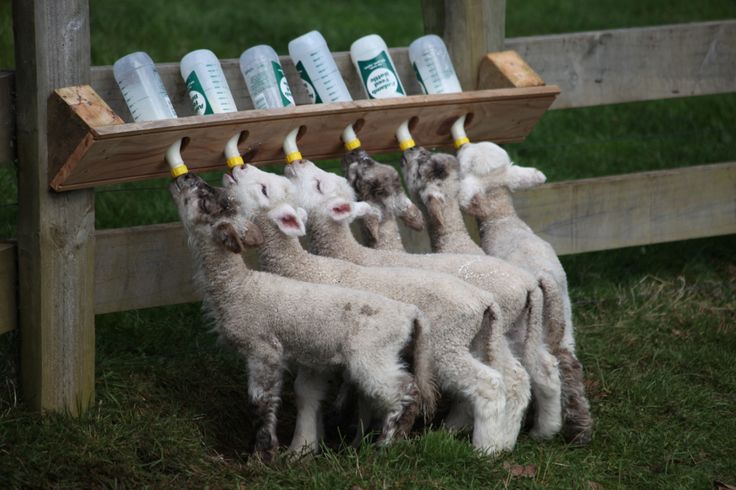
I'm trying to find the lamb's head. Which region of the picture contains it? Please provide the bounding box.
[223,164,307,237]
[400,145,462,228]
[169,172,263,254]
[456,142,546,217]
[283,158,379,229]
[342,149,424,235]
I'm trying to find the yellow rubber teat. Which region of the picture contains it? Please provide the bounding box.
[399,138,416,151]
[344,138,362,151]
[226,155,245,168]
[170,164,189,178]
[454,136,470,149]
[286,151,303,164]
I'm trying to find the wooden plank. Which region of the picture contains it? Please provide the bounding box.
[4,162,735,316]
[513,162,736,255]
[0,243,16,335]
[0,71,14,165]
[422,0,507,89]
[477,50,546,89]
[49,84,559,191]
[13,0,96,414]
[94,223,258,314]
[507,20,736,109]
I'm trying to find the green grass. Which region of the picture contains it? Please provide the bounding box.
[1,0,736,488]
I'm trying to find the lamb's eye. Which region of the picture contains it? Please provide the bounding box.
[198,198,210,213]
[315,180,322,193]
[260,184,268,198]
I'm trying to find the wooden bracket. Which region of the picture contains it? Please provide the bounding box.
[48,51,558,192]
[478,50,546,90]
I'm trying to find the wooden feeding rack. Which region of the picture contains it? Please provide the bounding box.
[48,50,559,191]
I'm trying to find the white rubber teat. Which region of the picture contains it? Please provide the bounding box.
[451,114,470,149]
[283,127,302,164]
[396,119,415,151]
[341,124,361,151]
[224,133,244,168]
[166,139,188,177]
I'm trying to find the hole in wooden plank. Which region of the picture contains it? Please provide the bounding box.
[236,130,250,153]
[351,118,365,134]
[296,125,307,142]
[180,136,191,152]
[407,116,419,133]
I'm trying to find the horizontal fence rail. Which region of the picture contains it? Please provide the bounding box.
[1,20,735,164]
[2,161,735,333]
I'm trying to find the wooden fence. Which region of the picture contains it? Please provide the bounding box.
[0,1,734,412]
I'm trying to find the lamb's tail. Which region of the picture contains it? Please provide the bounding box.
[481,301,506,366]
[408,315,438,419]
[537,273,566,350]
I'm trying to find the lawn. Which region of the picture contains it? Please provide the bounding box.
[1,1,736,488]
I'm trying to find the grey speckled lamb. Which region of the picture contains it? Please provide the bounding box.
[224,164,517,454]
[343,149,563,440]
[283,159,544,447]
[456,140,593,446]
[170,173,434,460]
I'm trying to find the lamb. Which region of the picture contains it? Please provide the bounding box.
[343,149,563,441]
[455,141,593,445]
[223,163,516,454]
[282,159,543,442]
[169,172,434,460]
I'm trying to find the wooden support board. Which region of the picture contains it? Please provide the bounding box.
[0,71,14,165]
[0,243,16,335]
[48,83,559,191]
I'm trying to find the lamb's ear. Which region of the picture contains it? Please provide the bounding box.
[327,198,355,222]
[350,201,381,220]
[268,203,306,237]
[240,219,264,247]
[507,165,546,190]
[424,193,445,228]
[398,196,424,231]
[360,211,380,243]
[214,222,244,254]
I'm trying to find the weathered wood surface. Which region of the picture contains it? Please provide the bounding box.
[0,72,14,165]
[422,0,507,89]
[0,243,16,335]
[478,51,546,89]
[13,0,96,414]
[49,84,559,191]
[507,20,736,109]
[0,161,733,323]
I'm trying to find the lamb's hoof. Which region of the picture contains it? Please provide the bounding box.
[562,424,593,447]
[253,432,279,464]
[530,422,562,441]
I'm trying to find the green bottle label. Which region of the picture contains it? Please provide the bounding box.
[273,61,295,106]
[357,51,405,99]
[185,71,213,115]
[295,60,322,104]
[412,61,428,95]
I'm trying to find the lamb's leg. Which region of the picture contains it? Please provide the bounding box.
[558,347,593,446]
[247,355,283,463]
[528,346,562,440]
[524,286,563,440]
[490,335,531,450]
[289,367,329,455]
[437,348,507,455]
[348,357,418,447]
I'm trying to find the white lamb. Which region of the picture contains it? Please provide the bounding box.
[456,141,593,445]
[282,159,544,444]
[224,163,516,454]
[169,172,435,461]
[393,146,564,441]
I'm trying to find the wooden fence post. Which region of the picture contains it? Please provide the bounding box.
[421,0,507,89]
[12,0,95,414]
